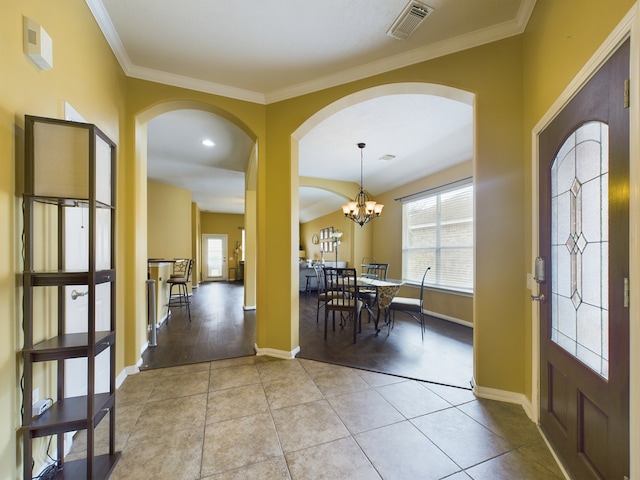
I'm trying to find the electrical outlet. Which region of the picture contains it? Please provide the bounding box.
[32,388,39,404]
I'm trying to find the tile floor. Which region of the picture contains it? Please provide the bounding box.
[68,356,565,479]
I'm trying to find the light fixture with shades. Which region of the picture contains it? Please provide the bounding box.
[342,143,384,227]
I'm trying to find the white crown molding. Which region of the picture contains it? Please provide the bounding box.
[87,0,537,105]
[85,0,133,72]
[266,16,531,104]
[126,65,267,104]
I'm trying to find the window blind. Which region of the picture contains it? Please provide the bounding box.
[402,183,473,292]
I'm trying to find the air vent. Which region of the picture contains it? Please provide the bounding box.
[387,1,433,40]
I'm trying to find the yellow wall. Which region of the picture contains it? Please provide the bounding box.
[147,179,192,259]
[200,212,245,280]
[1,0,128,476]
[300,211,356,265]
[2,0,638,478]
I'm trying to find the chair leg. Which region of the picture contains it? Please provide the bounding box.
[185,286,191,322]
[324,307,328,340]
[353,310,361,344]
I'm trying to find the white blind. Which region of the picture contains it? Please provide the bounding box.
[402,183,473,292]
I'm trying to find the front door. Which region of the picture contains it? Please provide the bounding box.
[538,39,629,479]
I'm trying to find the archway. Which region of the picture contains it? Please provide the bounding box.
[129,100,259,368]
[292,83,475,385]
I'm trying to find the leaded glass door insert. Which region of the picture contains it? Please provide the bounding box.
[550,121,608,379]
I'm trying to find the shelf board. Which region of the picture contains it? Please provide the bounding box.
[26,392,114,438]
[25,331,115,361]
[55,452,121,480]
[26,194,115,210]
[24,270,116,286]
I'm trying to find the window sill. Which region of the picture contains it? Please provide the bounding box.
[402,282,473,297]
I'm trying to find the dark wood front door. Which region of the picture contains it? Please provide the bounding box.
[538,39,630,480]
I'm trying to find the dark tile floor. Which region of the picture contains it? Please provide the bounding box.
[298,287,473,389]
[141,282,473,390]
[141,282,256,369]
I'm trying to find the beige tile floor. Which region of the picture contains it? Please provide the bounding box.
[68,356,565,479]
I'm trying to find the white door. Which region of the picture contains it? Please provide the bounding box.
[64,205,111,397]
[202,234,227,281]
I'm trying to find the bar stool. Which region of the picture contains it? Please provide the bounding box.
[304,273,315,298]
[167,259,193,322]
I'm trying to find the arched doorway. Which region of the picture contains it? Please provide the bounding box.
[293,83,475,387]
[132,100,259,369]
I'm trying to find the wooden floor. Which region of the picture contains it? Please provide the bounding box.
[141,281,473,389]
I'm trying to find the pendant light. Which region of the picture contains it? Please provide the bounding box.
[341,143,384,227]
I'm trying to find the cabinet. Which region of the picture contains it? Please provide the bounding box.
[21,115,120,479]
[147,261,172,325]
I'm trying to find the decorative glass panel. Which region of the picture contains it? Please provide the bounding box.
[550,121,609,378]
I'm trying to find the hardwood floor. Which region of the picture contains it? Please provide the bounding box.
[140,281,474,389]
[298,288,473,389]
[140,281,256,370]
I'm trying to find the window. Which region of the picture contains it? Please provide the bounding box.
[402,182,473,292]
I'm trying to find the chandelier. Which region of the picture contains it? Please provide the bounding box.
[341,143,384,227]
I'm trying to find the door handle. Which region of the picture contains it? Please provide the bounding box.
[71,289,88,300]
[530,294,545,302]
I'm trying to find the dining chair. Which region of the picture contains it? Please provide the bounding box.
[360,257,378,279]
[167,258,194,322]
[361,262,389,280]
[323,267,363,343]
[313,264,336,323]
[359,263,389,322]
[388,266,431,339]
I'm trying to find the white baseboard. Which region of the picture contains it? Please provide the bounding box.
[117,360,142,388]
[424,309,473,328]
[254,343,300,359]
[473,384,535,421]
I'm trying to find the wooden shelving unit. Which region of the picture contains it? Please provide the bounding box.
[21,115,120,479]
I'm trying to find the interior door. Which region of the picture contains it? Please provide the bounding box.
[202,234,227,281]
[64,205,111,397]
[538,39,629,479]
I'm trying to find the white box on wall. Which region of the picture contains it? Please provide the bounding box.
[23,16,53,70]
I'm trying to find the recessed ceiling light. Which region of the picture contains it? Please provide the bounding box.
[202,139,215,147]
[380,154,396,161]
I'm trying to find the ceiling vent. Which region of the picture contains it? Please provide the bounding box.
[386,1,433,40]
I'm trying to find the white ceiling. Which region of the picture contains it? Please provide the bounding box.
[88,0,535,218]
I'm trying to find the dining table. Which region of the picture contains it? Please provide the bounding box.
[356,276,404,334]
